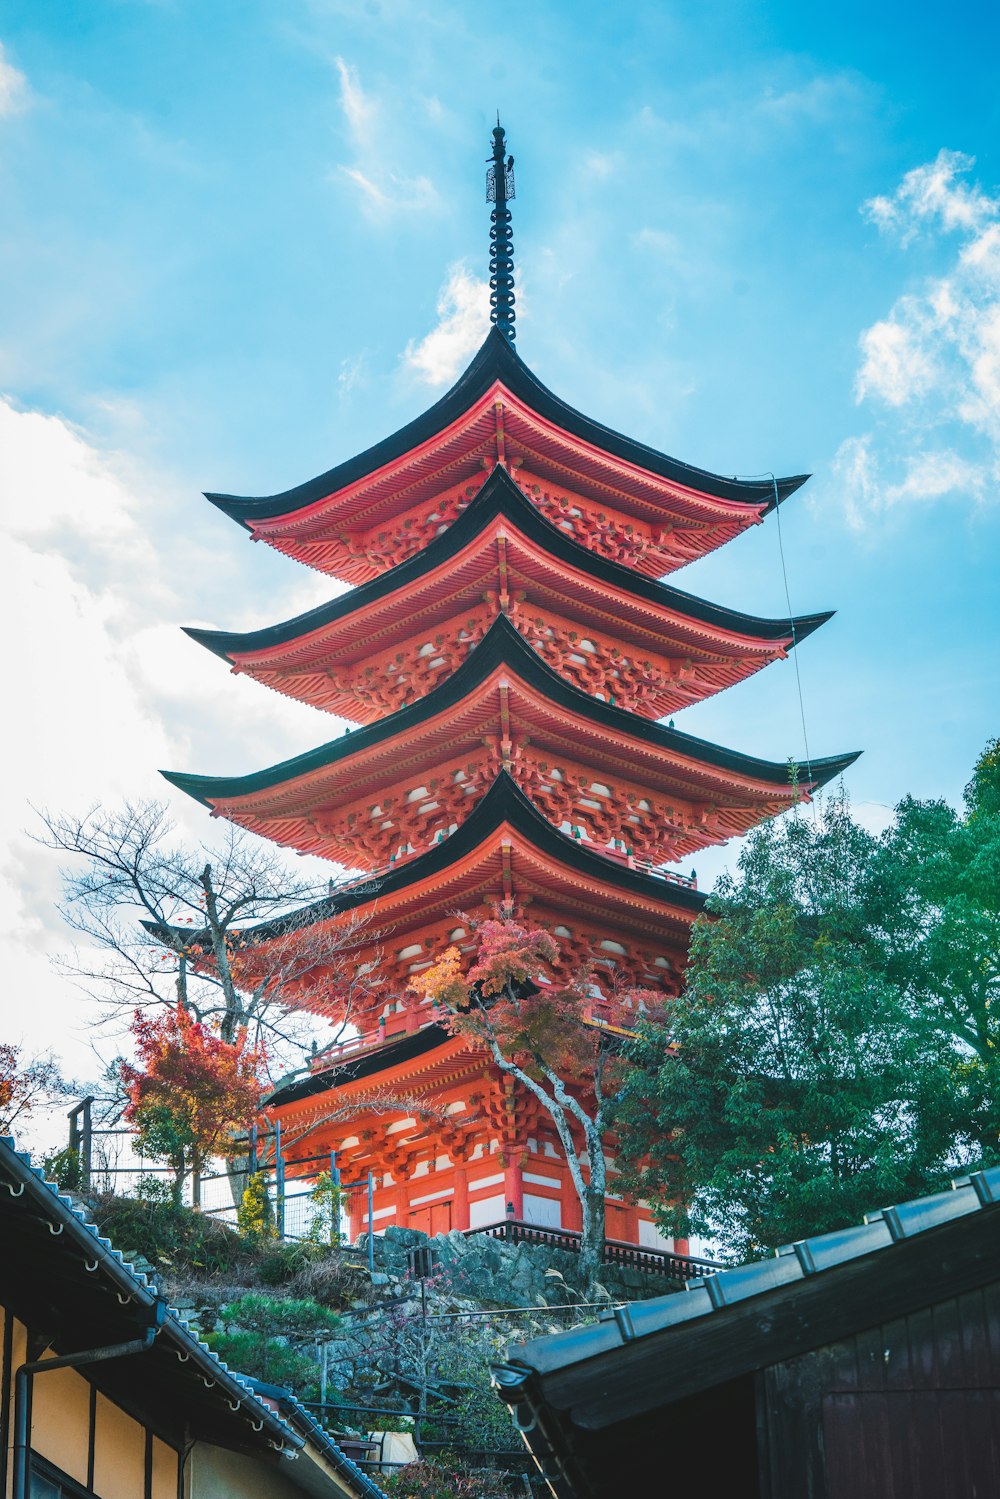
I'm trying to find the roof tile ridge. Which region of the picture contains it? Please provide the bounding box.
[0,1134,305,1452]
[202,330,808,525]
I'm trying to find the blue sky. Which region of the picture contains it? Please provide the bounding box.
[1,0,998,1086]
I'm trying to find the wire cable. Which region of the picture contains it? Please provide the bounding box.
[736,473,817,817]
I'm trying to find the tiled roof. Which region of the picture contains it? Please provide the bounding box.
[0,1134,387,1498]
[499,1164,1000,1381]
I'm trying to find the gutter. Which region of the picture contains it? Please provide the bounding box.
[244,1380,388,1499]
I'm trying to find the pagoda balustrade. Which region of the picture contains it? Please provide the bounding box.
[263,402,752,586]
[468,1220,723,1284]
[294,742,755,874]
[516,472,710,576]
[269,601,732,725]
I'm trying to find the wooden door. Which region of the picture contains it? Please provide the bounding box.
[430,1201,452,1235]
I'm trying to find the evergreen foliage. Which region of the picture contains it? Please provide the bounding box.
[618,746,1000,1259]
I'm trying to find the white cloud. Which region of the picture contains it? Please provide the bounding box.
[402,264,490,386]
[338,351,366,395]
[757,73,868,126]
[864,149,997,244]
[0,398,342,1093]
[840,150,1000,524]
[855,311,939,407]
[332,56,439,219]
[334,56,377,152]
[0,41,28,117]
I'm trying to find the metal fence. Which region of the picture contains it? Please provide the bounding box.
[62,1100,721,1286]
[64,1099,376,1265]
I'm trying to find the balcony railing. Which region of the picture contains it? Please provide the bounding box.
[467,1219,721,1283]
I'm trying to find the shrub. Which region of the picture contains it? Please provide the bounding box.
[238,1171,276,1242]
[286,1250,364,1309]
[202,1329,320,1395]
[257,1241,318,1285]
[88,1193,246,1274]
[217,1293,338,1338]
[43,1145,81,1192]
[383,1459,515,1499]
[305,1171,343,1246]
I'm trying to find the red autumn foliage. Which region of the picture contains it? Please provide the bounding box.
[411,913,663,1084]
[410,910,668,1282]
[120,1005,265,1186]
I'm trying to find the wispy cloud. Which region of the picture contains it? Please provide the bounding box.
[865,150,997,244]
[331,56,439,219]
[0,40,28,117]
[402,264,490,386]
[838,150,1000,526]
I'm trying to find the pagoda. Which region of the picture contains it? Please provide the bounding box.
[163,126,857,1249]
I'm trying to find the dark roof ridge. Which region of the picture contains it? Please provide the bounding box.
[186,467,832,663]
[205,329,808,526]
[162,612,860,806]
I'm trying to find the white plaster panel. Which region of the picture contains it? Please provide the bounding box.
[468,1193,505,1228]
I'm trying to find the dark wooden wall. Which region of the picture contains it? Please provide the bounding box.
[758,1282,1000,1499]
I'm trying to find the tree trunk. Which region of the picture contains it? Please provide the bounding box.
[170,1156,185,1208]
[579,1187,606,1290]
[578,1117,608,1292]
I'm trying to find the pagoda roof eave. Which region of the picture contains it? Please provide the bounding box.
[204,329,808,527]
[160,615,860,808]
[263,1025,454,1109]
[146,770,710,951]
[185,468,832,663]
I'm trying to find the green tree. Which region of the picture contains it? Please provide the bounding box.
[880,738,1000,1151]
[617,790,988,1260]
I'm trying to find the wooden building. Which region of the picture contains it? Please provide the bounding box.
[493,1168,1000,1498]
[0,1134,384,1499]
[159,124,857,1248]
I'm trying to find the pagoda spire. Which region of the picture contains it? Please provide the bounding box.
[487,118,515,343]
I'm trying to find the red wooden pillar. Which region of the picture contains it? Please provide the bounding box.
[619,1203,639,1246]
[503,1155,524,1219]
[452,1164,470,1231]
[394,1180,410,1228]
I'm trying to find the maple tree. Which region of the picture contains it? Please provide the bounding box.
[410,909,663,1289]
[0,1044,67,1136]
[120,1004,266,1205]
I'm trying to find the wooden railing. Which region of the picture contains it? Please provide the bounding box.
[467,1219,721,1282]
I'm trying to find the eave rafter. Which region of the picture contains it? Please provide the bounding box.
[148,776,705,1018]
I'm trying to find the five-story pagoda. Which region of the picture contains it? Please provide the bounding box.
[164,126,857,1249]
